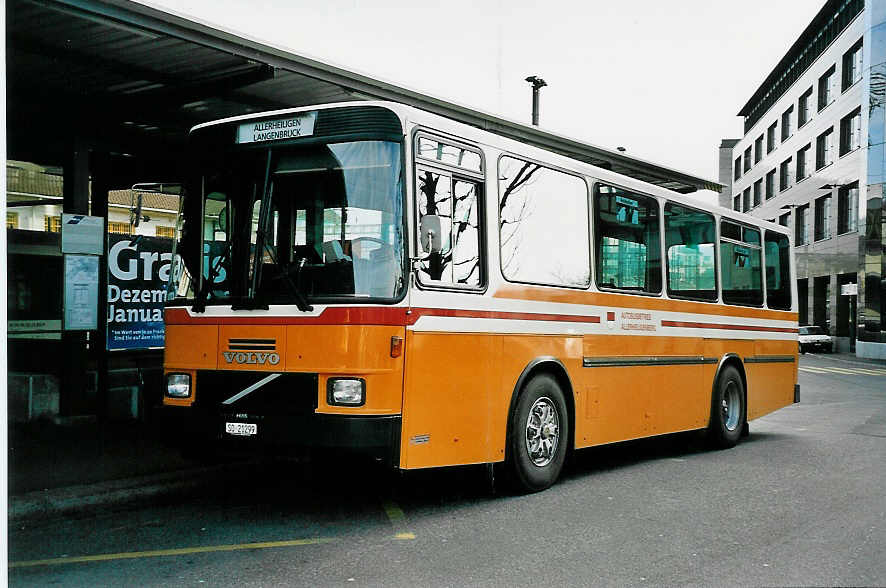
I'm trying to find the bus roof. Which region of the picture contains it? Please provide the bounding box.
[194,101,721,195]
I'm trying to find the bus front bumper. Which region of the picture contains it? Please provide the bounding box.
[156,405,401,464]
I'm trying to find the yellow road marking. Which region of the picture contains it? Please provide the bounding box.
[382,500,415,540]
[10,537,334,569]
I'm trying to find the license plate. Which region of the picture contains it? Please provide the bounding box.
[225,422,257,436]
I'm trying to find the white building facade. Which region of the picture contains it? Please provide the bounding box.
[721,0,886,359]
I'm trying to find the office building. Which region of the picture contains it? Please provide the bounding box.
[720,0,885,359]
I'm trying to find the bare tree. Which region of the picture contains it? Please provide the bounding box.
[499,161,540,274]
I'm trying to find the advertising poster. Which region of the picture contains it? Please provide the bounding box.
[107,234,173,350]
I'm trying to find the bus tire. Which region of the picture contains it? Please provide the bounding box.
[508,374,569,493]
[707,365,745,449]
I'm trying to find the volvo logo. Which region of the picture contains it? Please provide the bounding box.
[224,338,279,365]
[223,351,281,365]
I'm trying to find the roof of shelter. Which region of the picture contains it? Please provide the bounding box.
[7,0,720,194]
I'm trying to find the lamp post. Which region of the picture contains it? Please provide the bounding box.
[525,75,547,126]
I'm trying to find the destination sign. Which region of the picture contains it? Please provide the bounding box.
[236,112,317,144]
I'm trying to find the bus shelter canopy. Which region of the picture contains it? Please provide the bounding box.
[7,0,720,193]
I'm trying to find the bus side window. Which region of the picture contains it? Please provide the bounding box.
[452,179,481,285]
[594,183,661,293]
[499,157,589,288]
[416,168,483,287]
[720,220,763,306]
[765,230,792,310]
[664,202,717,301]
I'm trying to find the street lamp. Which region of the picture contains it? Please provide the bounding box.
[525,75,547,126]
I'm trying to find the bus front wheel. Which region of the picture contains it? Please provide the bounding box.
[508,374,569,492]
[707,365,745,449]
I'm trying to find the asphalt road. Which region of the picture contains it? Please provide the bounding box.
[9,353,886,587]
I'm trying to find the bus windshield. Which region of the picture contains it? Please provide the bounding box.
[168,140,405,308]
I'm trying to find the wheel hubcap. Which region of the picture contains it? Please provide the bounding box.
[722,381,741,432]
[526,396,560,467]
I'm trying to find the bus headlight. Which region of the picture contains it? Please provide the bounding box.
[328,378,365,406]
[166,373,191,398]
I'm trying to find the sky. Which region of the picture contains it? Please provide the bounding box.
[141,0,825,192]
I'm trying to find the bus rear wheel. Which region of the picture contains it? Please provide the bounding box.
[707,365,745,449]
[508,374,569,493]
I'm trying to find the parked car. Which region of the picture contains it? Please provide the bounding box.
[798,325,833,353]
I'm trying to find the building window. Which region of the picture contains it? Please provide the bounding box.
[765,169,776,200]
[44,215,61,233]
[743,147,752,172]
[798,87,813,127]
[108,221,131,234]
[778,212,790,227]
[795,204,809,246]
[837,181,859,234]
[753,179,762,207]
[733,194,741,212]
[818,65,836,111]
[842,39,863,91]
[779,158,792,191]
[734,156,741,180]
[839,107,862,155]
[796,144,811,181]
[767,122,777,153]
[795,207,808,244]
[781,106,793,141]
[742,187,751,212]
[816,127,834,169]
[754,135,763,164]
[7,212,19,229]
[156,225,175,238]
[814,194,830,241]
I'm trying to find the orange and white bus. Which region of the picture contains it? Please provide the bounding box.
[162,101,798,492]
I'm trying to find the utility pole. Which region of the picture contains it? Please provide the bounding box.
[525,76,547,126]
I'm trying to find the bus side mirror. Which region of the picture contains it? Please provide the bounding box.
[217,206,227,233]
[420,214,443,254]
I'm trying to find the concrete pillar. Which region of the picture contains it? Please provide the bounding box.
[91,151,111,422]
[60,137,90,416]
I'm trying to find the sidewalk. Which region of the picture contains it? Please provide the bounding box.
[7,418,217,522]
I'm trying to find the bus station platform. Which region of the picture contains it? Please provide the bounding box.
[7,418,215,523]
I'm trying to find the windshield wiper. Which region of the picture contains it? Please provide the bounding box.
[255,228,314,312]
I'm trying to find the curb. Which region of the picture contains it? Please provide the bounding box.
[8,465,231,523]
